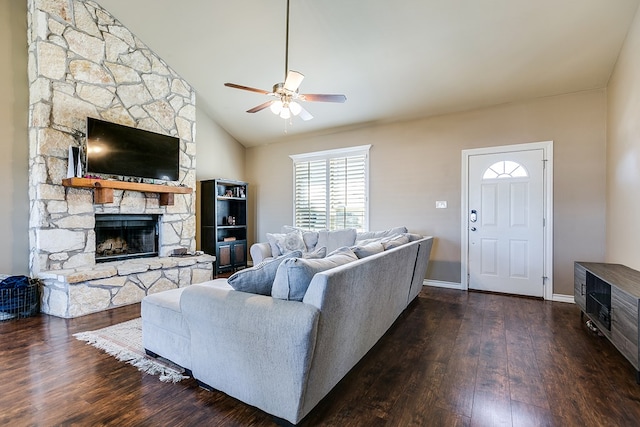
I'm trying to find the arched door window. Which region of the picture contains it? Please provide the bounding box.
[482,160,528,179]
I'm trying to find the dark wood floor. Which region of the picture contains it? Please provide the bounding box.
[1,286,640,426]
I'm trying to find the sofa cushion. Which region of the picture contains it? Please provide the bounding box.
[351,241,385,258]
[266,230,306,257]
[281,226,320,252]
[228,251,302,295]
[271,246,358,301]
[316,228,357,253]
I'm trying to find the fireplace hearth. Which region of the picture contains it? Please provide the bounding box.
[95,214,159,263]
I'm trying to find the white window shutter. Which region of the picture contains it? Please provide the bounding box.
[291,145,370,231]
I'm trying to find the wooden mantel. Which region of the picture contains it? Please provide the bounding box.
[62,177,192,206]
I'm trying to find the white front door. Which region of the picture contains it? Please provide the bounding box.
[467,149,545,297]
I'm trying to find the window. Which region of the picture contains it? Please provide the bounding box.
[482,160,528,179]
[290,145,370,231]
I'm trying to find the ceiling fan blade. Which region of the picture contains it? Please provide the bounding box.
[224,82,271,95]
[298,106,313,121]
[284,71,305,92]
[247,100,275,113]
[300,94,347,103]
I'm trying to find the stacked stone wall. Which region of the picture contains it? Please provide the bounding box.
[40,255,214,318]
[27,0,197,274]
[26,0,210,317]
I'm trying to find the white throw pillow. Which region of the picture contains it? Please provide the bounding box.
[281,226,320,252]
[271,247,358,301]
[266,230,306,257]
[227,251,302,295]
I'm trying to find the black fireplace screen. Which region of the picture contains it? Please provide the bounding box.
[95,214,159,262]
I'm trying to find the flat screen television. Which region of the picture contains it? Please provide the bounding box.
[85,117,180,181]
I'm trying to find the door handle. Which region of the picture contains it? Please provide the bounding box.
[470,227,477,231]
[470,209,477,222]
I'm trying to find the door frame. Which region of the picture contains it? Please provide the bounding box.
[461,141,554,300]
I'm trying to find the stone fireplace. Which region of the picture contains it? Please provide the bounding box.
[27,0,214,318]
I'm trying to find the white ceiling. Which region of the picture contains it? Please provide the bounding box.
[97,0,640,147]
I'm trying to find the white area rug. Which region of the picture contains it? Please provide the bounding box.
[74,317,189,383]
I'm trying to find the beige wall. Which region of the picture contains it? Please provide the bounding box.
[246,90,607,295]
[194,103,245,250]
[0,0,29,275]
[607,6,640,270]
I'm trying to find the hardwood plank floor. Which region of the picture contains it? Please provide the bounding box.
[2,286,640,426]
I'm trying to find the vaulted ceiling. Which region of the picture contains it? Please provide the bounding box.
[98,0,640,147]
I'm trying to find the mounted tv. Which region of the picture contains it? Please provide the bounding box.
[86,117,180,181]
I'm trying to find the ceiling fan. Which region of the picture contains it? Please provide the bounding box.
[224,0,346,121]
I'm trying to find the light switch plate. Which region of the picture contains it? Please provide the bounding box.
[436,201,447,209]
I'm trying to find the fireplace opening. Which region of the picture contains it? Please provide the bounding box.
[95,214,159,263]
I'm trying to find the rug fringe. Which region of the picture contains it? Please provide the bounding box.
[74,330,189,383]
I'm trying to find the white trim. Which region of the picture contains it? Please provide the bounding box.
[424,280,575,303]
[461,141,554,300]
[552,294,575,304]
[423,279,463,290]
[289,144,372,162]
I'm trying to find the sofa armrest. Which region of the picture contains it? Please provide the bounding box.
[250,241,272,264]
[180,284,320,424]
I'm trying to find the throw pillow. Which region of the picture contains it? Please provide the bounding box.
[266,230,306,257]
[271,246,358,301]
[381,234,410,250]
[405,233,423,242]
[356,226,408,243]
[281,226,320,252]
[302,246,327,259]
[316,228,357,253]
[227,250,302,295]
[351,241,384,258]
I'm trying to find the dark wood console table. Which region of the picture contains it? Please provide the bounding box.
[574,262,640,382]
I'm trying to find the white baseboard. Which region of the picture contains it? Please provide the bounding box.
[552,294,574,304]
[423,280,576,303]
[423,279,463,290]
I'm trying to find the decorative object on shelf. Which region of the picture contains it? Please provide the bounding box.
[67,146,82,178]
[223,0,346,123]
[201,179,248,275]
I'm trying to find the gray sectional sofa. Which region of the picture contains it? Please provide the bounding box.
[142,230,433,425]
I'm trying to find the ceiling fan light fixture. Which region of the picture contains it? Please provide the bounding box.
[279,107,291,119]
[270,100,284,115]
[224,0,346,125]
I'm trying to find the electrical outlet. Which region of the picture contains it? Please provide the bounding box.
[435,201,447,209]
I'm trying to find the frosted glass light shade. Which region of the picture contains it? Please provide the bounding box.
[270,100,283,114]
[279,107,291,119]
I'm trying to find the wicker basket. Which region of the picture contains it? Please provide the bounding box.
[0,275,40,321]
